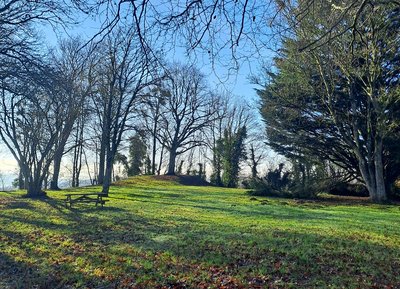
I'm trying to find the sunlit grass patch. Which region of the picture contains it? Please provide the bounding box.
[0,175,399,288]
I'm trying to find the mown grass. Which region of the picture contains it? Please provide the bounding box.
[0,175,399,288]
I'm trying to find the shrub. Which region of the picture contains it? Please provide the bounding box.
[328,181,369,197]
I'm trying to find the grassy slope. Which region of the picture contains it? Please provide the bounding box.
[0,176,399,288]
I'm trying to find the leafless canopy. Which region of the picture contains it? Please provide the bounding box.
[82,0,400,70]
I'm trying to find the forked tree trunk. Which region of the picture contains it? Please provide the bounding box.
[25,170,45,198]
[50,116,76,190]
[26,182,43,197]
[356,138,387,203]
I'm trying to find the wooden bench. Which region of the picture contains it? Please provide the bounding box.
[64,193,109,208]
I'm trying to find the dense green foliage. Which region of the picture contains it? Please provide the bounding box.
[259,2,400,201]
[127,134,148,176]
[213,126,247,188]
[1,176,399,288]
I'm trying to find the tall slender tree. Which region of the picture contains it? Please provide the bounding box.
[49,38,93,190]
[140,86,169,175]
[91,26,154,195]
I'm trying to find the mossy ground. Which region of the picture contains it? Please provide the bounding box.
[0,176,399,288]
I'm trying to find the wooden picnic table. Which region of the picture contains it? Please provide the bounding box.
[64,193,109,208]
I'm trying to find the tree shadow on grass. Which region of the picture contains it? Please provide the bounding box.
[0,199,36,210]
[43,196,126,213]
[98,209,400,287]
[63,210,400,287]
[0,251,53,289]
[1,212,399,288]
[0,250,111,289]
[1,192,400,288]
[127,196,343,224]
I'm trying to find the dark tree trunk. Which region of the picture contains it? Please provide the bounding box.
[250,145,258,179]
[98,137,106,185]
[151,116,158,175]
[72,144,83,187]
[102,150,115,195]
[50,151,62,190]
[18,169,25,190]
[152,136,157,175]
[212,152,222,186]
[50,114,76,190]
[99,95,113,185]
[166,147,177,175]
[157,145,165,175]
[24,168,45,198]
[26,182,44,197]
[373,139,386,202]
[72,120,84,187]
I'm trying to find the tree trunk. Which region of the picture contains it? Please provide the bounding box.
[213,160,222,186]
[72,118,84,187]
[157,145,165,175]
[25,170,45,198]
[356,142,387,203]
[98,137,106,185]
[72,144,83,187]
[250,145,258,178]
[26,182,43,197]
[372,138,387,202]
[50,151,62,190]
[18,169,25,189]
[152,118,158,175]
[166,148,177,175]
[102,153,114,195]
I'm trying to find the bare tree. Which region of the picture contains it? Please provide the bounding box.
[139,86,169,175]
[0,61,77,197]
[71,112,86,187]
[90,26,154,194]
[155,63,219,175]
[49,38,93,190]
[0,0,89,77]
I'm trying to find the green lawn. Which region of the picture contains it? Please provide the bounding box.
[1,176,399,288]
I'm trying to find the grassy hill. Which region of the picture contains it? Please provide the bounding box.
[0,176,399,288]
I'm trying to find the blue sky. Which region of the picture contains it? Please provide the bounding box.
[38,13,263,100]
[0,10,273,184]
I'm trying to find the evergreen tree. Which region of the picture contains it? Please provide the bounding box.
[259,2,400,202]
[127,135,148,176]
[216,126,247,188]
